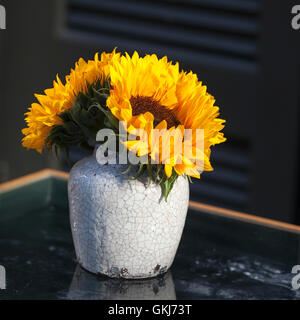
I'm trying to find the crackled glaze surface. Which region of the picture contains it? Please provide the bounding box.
[68,155,190,279]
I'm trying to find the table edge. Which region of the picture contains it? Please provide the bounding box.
[0,169,68,194]
[1,169,300,235]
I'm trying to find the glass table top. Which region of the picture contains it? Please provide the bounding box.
[0,173,300,300]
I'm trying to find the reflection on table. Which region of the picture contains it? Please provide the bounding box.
[67,264,176,300]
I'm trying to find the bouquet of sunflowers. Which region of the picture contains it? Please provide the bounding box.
[22,49,226,199]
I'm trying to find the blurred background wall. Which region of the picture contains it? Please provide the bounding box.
[0,0,299,223]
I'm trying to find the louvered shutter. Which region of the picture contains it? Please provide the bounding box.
[66,0,259,72]
[63,0,260,212]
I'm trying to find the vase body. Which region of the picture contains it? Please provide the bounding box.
[68,155,189,279]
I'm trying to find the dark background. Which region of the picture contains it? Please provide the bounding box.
[0,0,299,223]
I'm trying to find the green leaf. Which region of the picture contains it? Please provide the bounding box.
[159,170,179,201]
[46,80,112,155]
[122,163,133,175]
[96,104,119,130]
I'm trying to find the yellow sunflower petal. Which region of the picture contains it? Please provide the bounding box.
[22,50,120,152]
[164,164,173,178]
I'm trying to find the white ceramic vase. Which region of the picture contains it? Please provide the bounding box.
[68,154,189,279]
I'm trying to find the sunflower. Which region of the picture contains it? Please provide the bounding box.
[22,50,120,153]
[106,51,226,179]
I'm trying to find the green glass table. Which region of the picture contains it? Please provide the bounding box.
[0,170,300,300]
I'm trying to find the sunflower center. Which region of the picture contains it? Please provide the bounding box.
[130,96,179,129]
